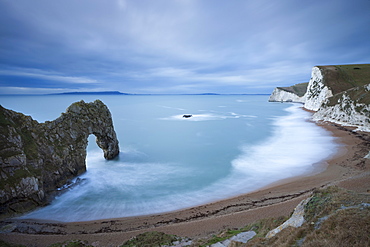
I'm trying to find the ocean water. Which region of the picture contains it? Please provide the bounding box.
[0,95,337,222]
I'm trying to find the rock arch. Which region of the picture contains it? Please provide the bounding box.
[0,100,119,217]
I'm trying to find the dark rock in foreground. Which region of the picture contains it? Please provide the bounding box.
[0,100,119,218]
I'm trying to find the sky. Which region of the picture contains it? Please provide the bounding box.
[0,0,369,95]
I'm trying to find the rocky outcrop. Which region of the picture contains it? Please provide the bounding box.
[268,82,308,103]
[268,88,303,103]
[266,197,311,238]
[313,83,370,131]
[304,67,333,111]
[270,64,370,131]
[0,100,119,218]
[210,231,256,247]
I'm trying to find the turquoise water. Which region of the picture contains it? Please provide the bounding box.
[0,95,337,222]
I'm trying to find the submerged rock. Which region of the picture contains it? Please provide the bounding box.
[0,100,119,218]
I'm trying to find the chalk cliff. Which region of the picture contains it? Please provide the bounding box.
[268,82,308,103]
[312,83,370,131]
[270,64,370,131]
[0,100,119,218]
[304,67,333,111]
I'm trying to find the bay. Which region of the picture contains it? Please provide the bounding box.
[0,95,336,221]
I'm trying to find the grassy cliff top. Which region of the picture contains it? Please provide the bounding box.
[277,82,308,97]
[317,64,370,95]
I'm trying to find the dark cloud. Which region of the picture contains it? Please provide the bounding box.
[0,0,369,94]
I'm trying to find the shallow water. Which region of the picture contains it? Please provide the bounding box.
[0,95,337,221]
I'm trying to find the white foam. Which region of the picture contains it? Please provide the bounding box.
[158,105,186,111]
[171,104,337,202]
[21,158,194,221]
[161,112,256,121]
[232,104,336,180]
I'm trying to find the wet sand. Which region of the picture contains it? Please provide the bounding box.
[1,122,369,247]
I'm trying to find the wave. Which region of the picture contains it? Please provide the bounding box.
[232,105,336,176]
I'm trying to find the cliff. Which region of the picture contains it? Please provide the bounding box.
[268,82,308,103]
[270,64,370,131]
[0,100,119,218]
[313,83,370,131]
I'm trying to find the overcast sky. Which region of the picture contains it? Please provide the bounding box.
[0,0,369,94]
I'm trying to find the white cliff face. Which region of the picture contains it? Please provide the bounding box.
[313,84,370,132]
[270,66,369,132]
[304,67,333,111]
[268,88,305,103]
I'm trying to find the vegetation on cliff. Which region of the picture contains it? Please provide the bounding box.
[318,64,370,95]
[311,65,370,130]
[276,82,308,97]
[270,63,370,130]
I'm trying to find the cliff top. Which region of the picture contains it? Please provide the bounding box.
[277,82,308,97]
[317,64,370,95]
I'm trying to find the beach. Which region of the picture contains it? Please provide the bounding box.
[1,122,369,247]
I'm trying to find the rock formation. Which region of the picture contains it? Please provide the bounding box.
[303,66,334,111]
[266,197,311,238]
[0,100,119,218]
[270,64,370,131]
[312,83,370,131]
[268,82,308,103]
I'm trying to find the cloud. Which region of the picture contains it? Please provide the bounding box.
[0,86,80,95]
[0,0,369,94]
[0,68,99,84]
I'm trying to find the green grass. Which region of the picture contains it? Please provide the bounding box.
[318,64,370,95]
[48,240,93,247]
[0,240,26,247]
[245,186,370,246]
[277,82,308,97]
[199,229,245,246]
[303,207,370,247]
[120,231,180,247]
[194,216,287,247]
[326,83,370,108]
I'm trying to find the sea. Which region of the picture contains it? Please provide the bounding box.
[0,94,337,222]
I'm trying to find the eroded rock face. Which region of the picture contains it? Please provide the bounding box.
[312,83,370,132]
[0,100,119,218]
[268,88,305,103]
[268,82,308,103]
[269,64,370,131]
[304,67,333,111]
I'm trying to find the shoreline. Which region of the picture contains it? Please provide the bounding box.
[1,122,369,246]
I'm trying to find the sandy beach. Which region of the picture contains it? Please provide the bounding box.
[1,121,369,247]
